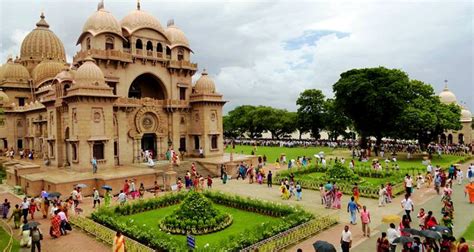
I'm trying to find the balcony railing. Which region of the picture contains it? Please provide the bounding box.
[73,49,132,63]
[167,60,198,70]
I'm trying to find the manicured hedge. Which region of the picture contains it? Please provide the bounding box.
[91,191,314,251]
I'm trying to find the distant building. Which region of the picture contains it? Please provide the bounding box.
[438,84,472,144]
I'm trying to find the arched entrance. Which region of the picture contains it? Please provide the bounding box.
[128,73,167,99]
[141,133,157,159]
[447,134,453,145]
[458,134,464,144]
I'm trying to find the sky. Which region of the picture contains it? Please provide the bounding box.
[0,0,472,113]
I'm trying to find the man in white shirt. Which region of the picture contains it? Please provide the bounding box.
[387,223,400,252]
[404,175,413,196]
[117,190,127,206]
[20,198,29,222]
[401,194,414,222]
[93,188,100,208]
[427,164,433,175]
[340,225,352,252]
[57,209,68,235]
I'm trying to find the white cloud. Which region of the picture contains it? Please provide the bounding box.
[0,29,29,61]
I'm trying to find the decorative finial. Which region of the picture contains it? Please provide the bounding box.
[444,79,448,90]
[202,69,208,75]
[97,0,104,10]
[137,0,141,10]
[167,19,175,27]
[36,11,50,28]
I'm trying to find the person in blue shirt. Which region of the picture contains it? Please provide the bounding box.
[347,196,360,224]
[448,165,455,180]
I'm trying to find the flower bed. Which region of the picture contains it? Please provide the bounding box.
[160,192,232,235]
[90,191,314,251]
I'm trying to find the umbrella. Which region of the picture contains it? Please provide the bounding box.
[420,230,442,240]
[431,226,452,234]
[22,221,41,230]
[401,228,423,236]
[75,183,87,188]
[393,236,415,244]
[314,154,321,159]
[382,214,401,224]
[48,192,61,198]
[101,185,112,191]
[312,240,336,252]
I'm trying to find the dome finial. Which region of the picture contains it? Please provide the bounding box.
[167,19,175,27]
[36,11,50,28]
[202,68,208,75]
[97,0,104,10]
[444,79,448,90]
[137,0,141,10]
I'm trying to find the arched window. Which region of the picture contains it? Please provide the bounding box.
[105,37,114,50]
[146,41,153,51]
[123,41,130,49]
[157,43,163,52]
[136,39,143,49]
[86,37,91,50]
[458,134,464,144]
[177,48,184,61]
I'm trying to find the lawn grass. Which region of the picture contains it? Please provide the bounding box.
[296,171,395,187]
[0,225,20,251]
[226,145,466,171]
[118,204,282,248]
[462,220,474,241]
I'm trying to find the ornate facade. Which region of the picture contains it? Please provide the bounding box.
[0,2,226,172]
[438,84,472,145]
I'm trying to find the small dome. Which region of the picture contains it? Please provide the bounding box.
[165,20,190,50]
[121,4,165,36]
[32,60,65,84]
[439,85,457,104]
[55,68,74,81]
[461,107,472,122]
[194,70,216,94]
[74,57,105,86]
[0,58,30,81]
[78,6,124,44]
[20,13,66,62]
[0,89,9,105]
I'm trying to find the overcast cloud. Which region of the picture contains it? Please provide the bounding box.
[0,0,472,113]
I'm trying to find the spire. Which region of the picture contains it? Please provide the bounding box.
[36,12,50,28]
[97,0,104,10]
[137,0,141,10]
[202,69,208,75]
[443,79,449,90]
[167,19,175,27]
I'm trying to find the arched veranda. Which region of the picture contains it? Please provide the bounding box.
[128,73,167,100]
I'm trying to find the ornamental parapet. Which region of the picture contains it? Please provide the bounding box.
[73,49,133,63]
[166,60,198,71]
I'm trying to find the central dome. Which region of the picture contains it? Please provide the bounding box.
[81,9,122,38]
[121,4,165,36]
[20,13,66,62]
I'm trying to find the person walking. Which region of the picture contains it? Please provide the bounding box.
[465,181,474,204]
[295,182,302,201]
[104,190,111,207]
[360,205,371,237]
[8,204,22,228]
[117,190,127,206]
[347,196,359,225]
[93,188,100,208]
[2,199,11,219]
[376,232,390,252]
[404,175,413,196]
[400,194,414,222]
[340,225,352,252]
[30,226,42,252]
[91,156,98,174]
[387,223,400,252]
[21,197,29,222]
[378,184,387,207]
[113,230,126,252]
[267,171,272,187]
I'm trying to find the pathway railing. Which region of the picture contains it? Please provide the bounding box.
[240,215,338,252]
[69,216,153,252]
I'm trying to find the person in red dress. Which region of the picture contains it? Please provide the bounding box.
[123,180,130,197]
[29,198,37,220]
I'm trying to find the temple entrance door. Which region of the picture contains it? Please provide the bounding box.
[141,133,157,159]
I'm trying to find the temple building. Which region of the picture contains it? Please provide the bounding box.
[0,1,226,172]
[438,83,472,145]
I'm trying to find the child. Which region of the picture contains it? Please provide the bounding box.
[385,183,393,203]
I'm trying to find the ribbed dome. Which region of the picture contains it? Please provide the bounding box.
[78,6,124,45]
[194,70,216,94]
[0,89,9,105]
[461,108,472,122]
[32,60,65,84]
[20,13,66,62]
[0,58,30,82]
[74,57,105,86]
[439,85,457,104]
[165,20,190,49]
[121,5,165,36]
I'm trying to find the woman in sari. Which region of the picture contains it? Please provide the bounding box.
[29,198,38,220]
[280,182,290,200]
[113,230,126,252]
[352,183,361,208]
[41,197,49,219]
[332,188,342,209]
[465,181,474,204]
[50,210,61,238]
[104,190,111,207]
[8,204,22,229]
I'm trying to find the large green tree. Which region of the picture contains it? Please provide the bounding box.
[323,99,352,140]
[333,67,413,147]
[266,110,298,139]
[296,89,326,139]
[391,80,461,147]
